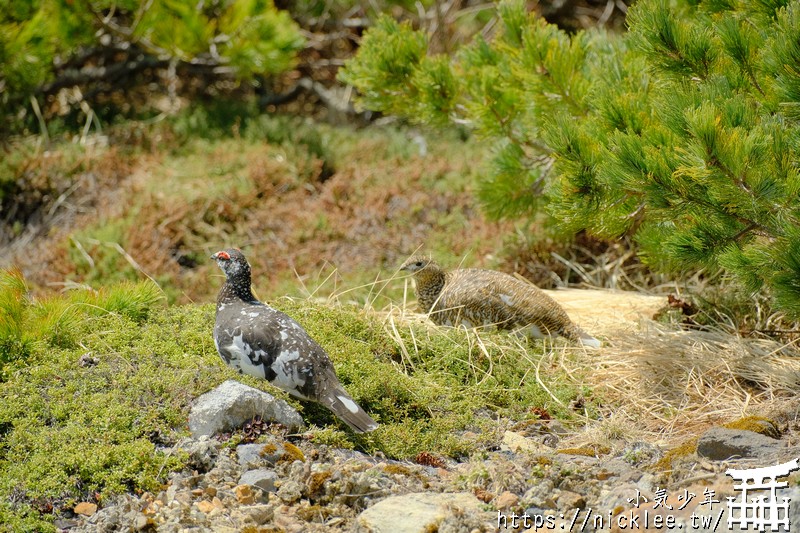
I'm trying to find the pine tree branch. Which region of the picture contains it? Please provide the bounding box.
[703,155,783,237]
[39,53,170,96]
[730,222,759,242]
[79,0,225,68]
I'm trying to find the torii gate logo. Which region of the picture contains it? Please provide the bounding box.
[726,459,798,531]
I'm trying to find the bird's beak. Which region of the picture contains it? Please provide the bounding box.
[211,252,220,260]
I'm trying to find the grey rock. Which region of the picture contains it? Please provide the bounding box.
[236,442,285,468]
[696,427,783,461]
[557,490,586,510]
[522,479,556,509]
[236,443,267,468]
[188,380,304,438]
[240,503,274,524]
[277,479,305,504]
[354,492,491,533]
[174,436,219,472]
[239,469,278,493]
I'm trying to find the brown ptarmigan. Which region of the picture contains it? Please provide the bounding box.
[211,249,378,433]
[400,255,601,348]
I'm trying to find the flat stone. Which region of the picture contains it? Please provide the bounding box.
[495,491,519,510]
[234,484,256,505]
[355,492,489,533]
[73,502,98,516]
[188,380,304,438]
[557,490,586,510]
[697,427,783,461]
[195,500,215,514]
[239,469,279,493]
[501,431,547,453]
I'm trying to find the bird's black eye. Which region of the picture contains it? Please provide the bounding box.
[415,261,423,267]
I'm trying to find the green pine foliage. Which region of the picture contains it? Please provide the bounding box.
[1,0,303,91]
[0,0,304,131]
[340,0,800,316]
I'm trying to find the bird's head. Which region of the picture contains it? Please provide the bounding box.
[211,248,250,281]
[399,255,437,274]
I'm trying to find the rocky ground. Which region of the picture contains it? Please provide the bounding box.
[57,379,800,533]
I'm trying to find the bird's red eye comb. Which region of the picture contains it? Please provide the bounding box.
[213,251,231,260]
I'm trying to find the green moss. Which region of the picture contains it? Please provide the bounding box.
[295,503,334,522]
[306,471,332,495]
[557,445,611,457]
[0,295,218,530]
[723,416,780,439]
[280,442,306,463]
[653,438,699,473]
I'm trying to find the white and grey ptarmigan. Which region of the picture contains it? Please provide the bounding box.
[211,248,378,433]
[400,255,601,348]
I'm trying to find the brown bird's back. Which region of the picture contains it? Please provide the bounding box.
[401,255,600,347]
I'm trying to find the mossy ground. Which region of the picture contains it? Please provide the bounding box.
[0,273,587,531]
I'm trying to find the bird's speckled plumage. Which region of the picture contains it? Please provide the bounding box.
[212,248,378,432]
[400,255,600,347]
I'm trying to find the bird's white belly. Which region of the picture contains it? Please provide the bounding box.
[225,334,267,380]
[270,349,306,394]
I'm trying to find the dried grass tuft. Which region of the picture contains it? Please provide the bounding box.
[567,322,800,443]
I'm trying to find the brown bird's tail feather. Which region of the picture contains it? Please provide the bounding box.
[319,386,378,433]
[578,332,601,348]
[564,325,601,348]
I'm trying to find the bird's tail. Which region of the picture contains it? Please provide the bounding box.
[319,386,378,433]
[566,325,601,348]
[579,334,601,348]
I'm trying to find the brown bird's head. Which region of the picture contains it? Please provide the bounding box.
[399,255,438,274]
[400,254,446,312]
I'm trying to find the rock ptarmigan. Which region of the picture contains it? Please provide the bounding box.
[400,255,601,348]
[211,249,378,433]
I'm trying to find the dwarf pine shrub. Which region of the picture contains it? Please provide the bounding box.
[340,0,800,316]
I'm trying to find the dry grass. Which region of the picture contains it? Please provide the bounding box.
[550,289,800,446]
